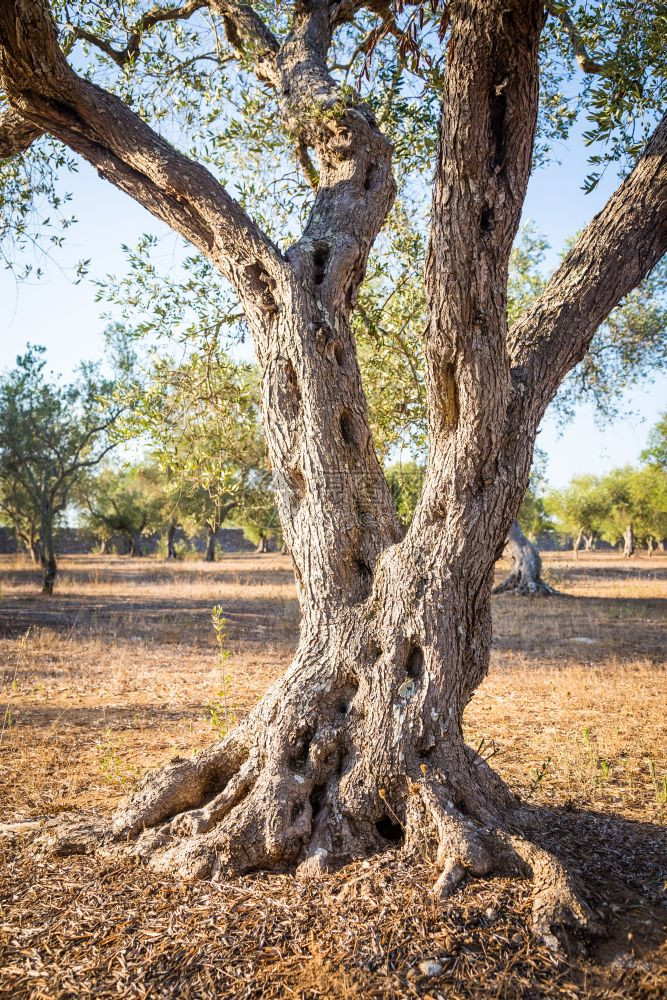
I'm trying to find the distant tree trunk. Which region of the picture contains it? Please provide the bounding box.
[166,522,177,560]
[256,533,270,554]
[658,540,666,552]
[583,532,595,551]
[129,533,144,557]
[29,537,41,563]
[646,536,655,557]
[99,536,111,555]
[39,509,57,595]
[623,523,635,558]
[205,525,216,563]
[573,530,584,558]
[493,520,558,596]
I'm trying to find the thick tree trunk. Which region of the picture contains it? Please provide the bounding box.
[622,523,635,558]
[204,525,216,563]
[493,521,558,596]
[166,522,177,560]
[11,0,665,950]
[100,536,111,555]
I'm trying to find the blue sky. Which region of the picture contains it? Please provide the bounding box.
[1,117,664,489]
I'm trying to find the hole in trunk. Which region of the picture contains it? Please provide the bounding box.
[309,783,326,821]
[290,726,314,771]
[480,205,494,232]
[454,798,468,816]
[337,679,358,715]
[333,340,345,367]
[405,646,424,678]
[313,243,330,285]
[376,815,403,843]
[290,801,303,823]
[340,410,356,445]
[363,163,375,190]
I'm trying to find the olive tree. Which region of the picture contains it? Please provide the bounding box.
[0,345,124,591]
[2,0,666,943]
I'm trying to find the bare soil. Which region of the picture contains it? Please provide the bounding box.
[0,551,665,998]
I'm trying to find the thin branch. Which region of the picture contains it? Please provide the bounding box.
[546,1,608,76]
[508,111,667,428]
[0,0,286,312]
[69,0,208,68]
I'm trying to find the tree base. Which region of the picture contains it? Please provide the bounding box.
[34,734,600,952]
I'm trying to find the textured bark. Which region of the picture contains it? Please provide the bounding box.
[3,0,666,947]
[493,520,558,596]
[622,524,635,559]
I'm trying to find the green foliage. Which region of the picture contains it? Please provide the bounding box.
[547,433,667,549]
[0,342,125,577]
[641,409,667,469]
[78,463,167,552]
[546,474,607,543]
[385,461,425,526]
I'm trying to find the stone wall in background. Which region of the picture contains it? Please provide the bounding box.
[0,526,255,556]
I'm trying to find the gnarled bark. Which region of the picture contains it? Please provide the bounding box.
[493,520,558,596]
[2,0,666,949]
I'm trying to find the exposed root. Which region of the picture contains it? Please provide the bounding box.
[403,774,600,951]
[27,712,598,953]
[493,576,560,596]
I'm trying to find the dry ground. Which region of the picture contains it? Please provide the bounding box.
[0,550,665,998]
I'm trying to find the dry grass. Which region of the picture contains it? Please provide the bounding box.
[0,551,665,998]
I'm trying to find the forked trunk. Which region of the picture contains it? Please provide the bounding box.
[18,0,665,951]
[493,521,557,596]
[256,534,270,554]
[583,533,595,551]
[646,536,655,557]
[623,523,635,558]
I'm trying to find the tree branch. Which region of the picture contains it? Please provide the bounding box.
[70,0,208,68]
[546,1,607,76]
[509,111,667,429]
[424,0,544,470]
[0,0,286,311]
[209,1,280,86]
